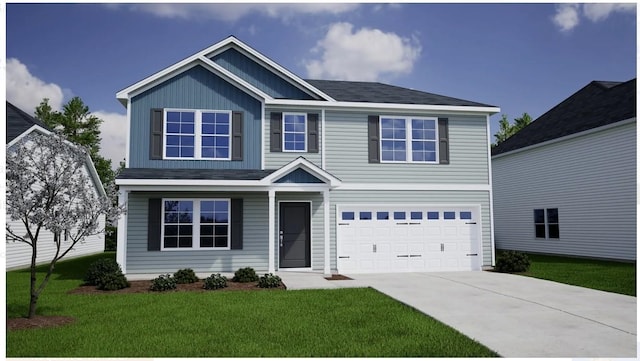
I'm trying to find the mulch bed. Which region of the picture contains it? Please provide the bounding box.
[324,274,352,280]
[7,315,76,331]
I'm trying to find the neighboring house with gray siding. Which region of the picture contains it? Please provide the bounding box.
[492,79,636,261]
[114,36,500,277]
[5,101,106,270]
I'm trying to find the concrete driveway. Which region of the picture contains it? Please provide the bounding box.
[345,271,636,358]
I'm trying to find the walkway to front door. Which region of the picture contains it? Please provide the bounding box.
[279,202,311,268]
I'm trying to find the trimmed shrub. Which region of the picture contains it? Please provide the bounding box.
[203,273,228,290]
[495,250,531,273]
[150,274,177,291]
[84,258,122,286]
[258,273,282,289]
[174,268,198,284]
[96,272,130,291]
[232,267,259,283]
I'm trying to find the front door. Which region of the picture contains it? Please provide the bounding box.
[279,202,311,268]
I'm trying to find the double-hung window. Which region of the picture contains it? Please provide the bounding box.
[283,113,307,152]
[534,208,560,239]
[162,199,230,250]
[380,116,438,163]
[165,109,231,160]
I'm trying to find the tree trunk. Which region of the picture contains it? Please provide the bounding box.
[28,241,38,318]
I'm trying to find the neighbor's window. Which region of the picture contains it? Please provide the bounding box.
[163,199,230,250]
[165,109,231,160]
[283,113,307,152]
[534,208,559,239]
[380,116,438,163]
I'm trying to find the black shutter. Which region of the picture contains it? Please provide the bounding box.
[231,111,243,161]
[270,112,282,152]
[307,113,319,153]
[230,199,243,250]
[148,198,162,251]
[438,118,450,164]
[368,115,380,163]
[150,109,164,160]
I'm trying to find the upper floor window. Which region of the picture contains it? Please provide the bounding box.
[283,113,307,152]
[380,116,438,163]
[164,109,231,160]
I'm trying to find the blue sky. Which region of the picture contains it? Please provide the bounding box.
[5,3,637,165]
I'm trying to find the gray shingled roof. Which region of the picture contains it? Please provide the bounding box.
[6,101,50,143]
[305,79,495,107]
[118,168,275,180]
[492,78,636,156]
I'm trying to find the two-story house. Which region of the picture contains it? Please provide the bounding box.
[115,36,500,277]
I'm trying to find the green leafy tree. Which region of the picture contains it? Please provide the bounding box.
[493,112,532,146]
[35,97,114,184]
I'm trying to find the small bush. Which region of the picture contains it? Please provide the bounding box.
[174,268,198,284]
[150,274,177,291]
[203,273,228,290]
[96,272,130,291]
[232,267,258,283]
[84,258,122,286]
[496,250,531,273]
[258,273,282,289]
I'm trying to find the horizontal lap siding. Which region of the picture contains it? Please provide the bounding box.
[492,121,636,261]
[129,65,261,169]
[324,111,489,183]
[329,190,492,271]
[264,107,322,168]
[125,192,269,274]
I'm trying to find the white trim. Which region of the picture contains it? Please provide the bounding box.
[116,189,129,273]
[270,184,330,192]
[197,56,273,101]
[125,101,131,168]
[379,116,439,164]
[160,198,231,251]
[7,124,50,148]
[321,109,326,169]
[486,115,496,266]
[163,108,232,160]
[282,112,308,153]
[336,183,491,191]
[268,190,276,273]
[262,156,342,187]
[492,117,637,159]
[116,179,265,187]
[261,103,266,170]
[278,200,313,271]
[323,190,331,275]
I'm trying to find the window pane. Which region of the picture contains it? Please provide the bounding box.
[181,146,194,158]
[215,225,229,237]
[164,237,177,248]
[411,212,422,220]
[460,212,472,220]
[179,225,193,236]
[202,124,215,134]
[342,212,354,220]
[215,236,228,248]
[427,212,439,220]
[547,208,559,223]
[216,124,229,134]
[166,147,179,157]
[179,237,192,248]
[377,212,389,220]
[215,148,229,159]
[182,112,194,123]
[534,209,545,224]
[444,212,455,220]
[394,212,406,220]
[548,224,560,238]
[167,123,180,133]
[200,225,214,236]
[164,225,178,236]
[200,237,214,248]
[359,212,372,220]
[535,225,546,238]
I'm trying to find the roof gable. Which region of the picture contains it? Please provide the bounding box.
[492,78,636,156]
[6,101,50,143]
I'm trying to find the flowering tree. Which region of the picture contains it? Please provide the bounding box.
[6,132,124,318]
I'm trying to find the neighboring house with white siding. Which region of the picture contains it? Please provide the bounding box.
[492,79,636,261]
[5,102,106,270]
[114,36,500,277]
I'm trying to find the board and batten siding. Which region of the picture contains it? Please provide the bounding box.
[128,65,262,169]
[264,107,323,169]
[125,192,269,274]
[211,48,314,100]
[328,190,493,271]
[492,120,636,261]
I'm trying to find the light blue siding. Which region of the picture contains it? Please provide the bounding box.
[129,65,262,169]
[211,48,314,100]
[275,168,324,183]
[264,107,323,168]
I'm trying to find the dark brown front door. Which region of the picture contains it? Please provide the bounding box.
[279,202,311,268]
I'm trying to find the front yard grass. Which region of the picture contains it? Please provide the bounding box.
[506,251,636,296]
[7,253,498,357]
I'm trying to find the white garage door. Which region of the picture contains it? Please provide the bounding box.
[337,205,481,273]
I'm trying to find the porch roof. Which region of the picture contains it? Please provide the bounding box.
[117,168,275,181]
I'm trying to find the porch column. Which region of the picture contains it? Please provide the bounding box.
[268,189,276,273]
[323,189,331,275]
[116,188,129,273]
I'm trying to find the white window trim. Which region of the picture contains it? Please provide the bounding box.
[534,208,560,240]
[163,108,232,160]
[282,112,307,153]
[379,116,439,164]
[161,198,231,251]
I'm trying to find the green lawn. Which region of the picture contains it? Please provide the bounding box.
[7,253,498,357]
[506,252,636,296]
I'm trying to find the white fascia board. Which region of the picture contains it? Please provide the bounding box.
[118,185,271,193]
[261,156,342,187]
[207,37,336,102]
[269,184,330,192]
[336,183,491,191]
[6,124,50,148]
[115,178,265,187]
[265,98,501,115]
[492,117,637,160]
[197,56,272,101]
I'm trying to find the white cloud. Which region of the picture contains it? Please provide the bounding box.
[93,111,128,167]
[6,58,64,114]
[553,3,636,32]
[552,4,580,32]
[118,3,359,22]
[304,23,421,82]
